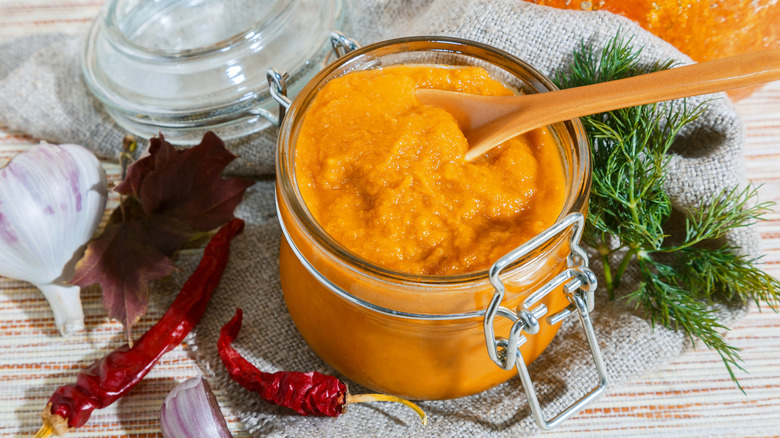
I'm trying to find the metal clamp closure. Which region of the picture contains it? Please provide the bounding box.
[265,31,360,127]
[262,68,291,126]
[329,30,360,58]
[483,212,608,430]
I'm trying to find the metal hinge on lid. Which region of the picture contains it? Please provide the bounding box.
[266,31,360,126]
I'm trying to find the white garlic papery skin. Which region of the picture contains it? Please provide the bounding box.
[0,143,107,336]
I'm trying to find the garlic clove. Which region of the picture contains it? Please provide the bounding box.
[0,143,107,336]
[160,376,233,438]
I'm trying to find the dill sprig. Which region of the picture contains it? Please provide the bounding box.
[555,34,780,388]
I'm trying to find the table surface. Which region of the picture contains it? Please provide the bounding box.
[1,2,779,437]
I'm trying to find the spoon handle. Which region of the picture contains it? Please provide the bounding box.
[542,49,780,119]
[467,49,780,160]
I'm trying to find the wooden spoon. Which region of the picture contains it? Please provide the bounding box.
[416,49,780,161]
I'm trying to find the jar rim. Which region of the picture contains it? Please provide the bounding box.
[277,35,592,286]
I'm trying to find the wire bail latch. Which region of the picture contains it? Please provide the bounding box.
[483,212,607,430]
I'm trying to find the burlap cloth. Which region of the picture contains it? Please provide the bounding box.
[0,0,759,436]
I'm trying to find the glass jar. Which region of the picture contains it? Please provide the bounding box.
[82,0,341,144]
[275,36,607,428]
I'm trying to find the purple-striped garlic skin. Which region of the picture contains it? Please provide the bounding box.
[0,143,107,336]
[160,376,233,438]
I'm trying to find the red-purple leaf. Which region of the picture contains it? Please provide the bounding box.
[73,132,253,339]
[72,216,177,341]
[118,132,253,233]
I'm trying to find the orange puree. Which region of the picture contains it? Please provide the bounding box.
[280,62,580,401]
[295,65,566,274]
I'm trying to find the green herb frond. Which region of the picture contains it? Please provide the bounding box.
[630,257,746,391]
[555,31,780,388]
[677,246,780,309]
[556,32,674,90]
[663,185,774,252]
[585,106,673,249]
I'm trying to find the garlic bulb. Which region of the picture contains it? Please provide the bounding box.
[0,143,107,336]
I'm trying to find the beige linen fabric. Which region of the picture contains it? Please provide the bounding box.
[0,0,757,436]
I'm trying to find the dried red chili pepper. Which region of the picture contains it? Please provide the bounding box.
[35,218,245,438]
[218,308,428,425]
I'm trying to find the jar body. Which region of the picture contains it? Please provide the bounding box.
[275,37,591,400]
[278,200,574,399]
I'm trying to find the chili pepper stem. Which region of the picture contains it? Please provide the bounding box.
[38,404,69,437]
[346,393,428,426]
[33,424,53,438]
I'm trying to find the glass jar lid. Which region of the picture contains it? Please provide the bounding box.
[82,0,342,143]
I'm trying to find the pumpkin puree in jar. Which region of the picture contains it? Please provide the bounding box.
[295,65,566,274]
[282,63,576,399]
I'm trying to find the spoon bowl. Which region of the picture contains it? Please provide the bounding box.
[416,49,780,161]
